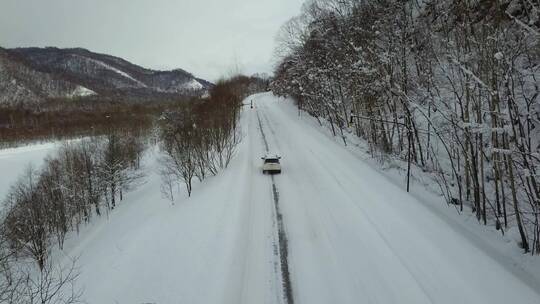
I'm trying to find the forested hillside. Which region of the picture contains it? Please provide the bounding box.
[0,47,212,106]
[272,0,540,253]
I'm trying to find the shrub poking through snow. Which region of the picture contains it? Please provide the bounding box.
[158,76,258,198]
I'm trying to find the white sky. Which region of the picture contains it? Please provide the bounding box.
[0,0,305,81]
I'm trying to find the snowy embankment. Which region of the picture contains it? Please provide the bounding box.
[283,94,540,287]
[2,93,540,303]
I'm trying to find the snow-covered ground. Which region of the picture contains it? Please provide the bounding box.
[253,94,540,303]
[0,142,58,201]
[87,56,148,88]
[3,93,540,303]
[70,85,96,97]
[0,139,87,202]
[181,78,204,90]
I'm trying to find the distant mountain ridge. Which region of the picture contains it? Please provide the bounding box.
[0,47,212,106]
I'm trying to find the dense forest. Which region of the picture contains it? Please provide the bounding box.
[0,98,159,148]
[272,0,540,253]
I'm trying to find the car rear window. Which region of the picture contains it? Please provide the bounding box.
[265,158,280,164]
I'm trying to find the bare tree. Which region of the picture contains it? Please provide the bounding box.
[271,0,540,253]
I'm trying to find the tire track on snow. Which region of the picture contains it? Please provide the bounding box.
[257,111,294,304]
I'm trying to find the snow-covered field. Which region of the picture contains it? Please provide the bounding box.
[0,142,58,201]
[2,93,540,303]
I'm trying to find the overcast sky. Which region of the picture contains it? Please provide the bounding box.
[0,0,305,81]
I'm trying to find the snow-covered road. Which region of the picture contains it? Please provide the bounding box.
[55,93,540,303]
[253,93,540,304]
